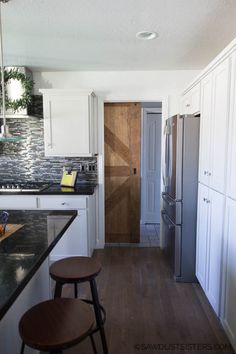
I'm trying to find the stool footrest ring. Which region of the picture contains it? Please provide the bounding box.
[80,298,106,327]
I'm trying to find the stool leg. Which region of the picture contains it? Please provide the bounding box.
[20,341,25,354]
[74,283,78,298]
[90,279,109,354]
[90,335,98,354]
[54,282,63,298]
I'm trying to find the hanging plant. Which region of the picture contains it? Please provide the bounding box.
[0,68,34,112]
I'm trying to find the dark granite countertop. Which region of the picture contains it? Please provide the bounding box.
[0,183,97,196]
[0,210,77,320]
[40,183,97,195]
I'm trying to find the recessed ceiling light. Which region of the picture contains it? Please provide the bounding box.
[136,31,158,40]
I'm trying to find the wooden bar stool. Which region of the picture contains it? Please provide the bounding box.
[19,298,96,354]
[49,257,109,354]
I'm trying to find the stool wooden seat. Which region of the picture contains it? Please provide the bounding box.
[50,256,102,284]
[19,298,95,354]
[49,256,109,354]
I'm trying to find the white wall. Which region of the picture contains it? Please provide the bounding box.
[33,70,200,116]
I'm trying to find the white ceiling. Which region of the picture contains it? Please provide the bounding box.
[2,0,236,71]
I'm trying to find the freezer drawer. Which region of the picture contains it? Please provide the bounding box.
[161,210,181,278]
[162,192,182,224]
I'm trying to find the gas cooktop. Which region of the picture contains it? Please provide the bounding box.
[0,182,50,192]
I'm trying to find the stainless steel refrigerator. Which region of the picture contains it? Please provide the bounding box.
[161,114,200,282]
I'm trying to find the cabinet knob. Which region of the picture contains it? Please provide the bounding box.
[203,197,207,202]
[186,103,190,107]
[61,202,68,205]
[208,172,211,176]
[207,199,210,204]
[204,170,208,175]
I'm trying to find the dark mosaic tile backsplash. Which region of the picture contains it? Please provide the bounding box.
[0,117,97,184]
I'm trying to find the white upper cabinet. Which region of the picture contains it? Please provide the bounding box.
[181,82,200,115]
[227,51,236,200]
[40,89,97,157]
[199,73,213,186]
[198,58,230,193]
[210,59,230,193]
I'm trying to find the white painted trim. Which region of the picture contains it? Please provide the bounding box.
[96,95,169,248]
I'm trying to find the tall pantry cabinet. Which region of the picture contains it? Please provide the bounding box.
[182,39,236,351]
[221,50,236,350]
[196,55,230,317]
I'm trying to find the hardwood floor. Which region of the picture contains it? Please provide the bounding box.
[43,248,234,354]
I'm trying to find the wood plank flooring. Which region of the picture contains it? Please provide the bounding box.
[42,248,234,354]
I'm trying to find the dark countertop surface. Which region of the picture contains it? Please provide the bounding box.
[40,183,97,195]
[0,182,97,196]
[0,210,77,320]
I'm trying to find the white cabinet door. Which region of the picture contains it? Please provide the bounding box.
[205,189,224,314]
[210,58,230,194]
[222,197,236,351]
[199,59,230,193]
[40,89,97,157]
[227,52,236,200]
[49,211,88,261]
[196,183,209,289]
[199,73,213,185]
[196,183,224,315]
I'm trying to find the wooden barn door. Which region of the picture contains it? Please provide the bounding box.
[104,102,141,243]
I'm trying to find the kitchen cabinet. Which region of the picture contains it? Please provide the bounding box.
[198,58,230,194]
[38,195,96,260]
[196,183,224,315]
[181,83,200,115]
[39,89,98,157]
[226,51,236,200]
[221,197,236,351]
[0,194,96,259]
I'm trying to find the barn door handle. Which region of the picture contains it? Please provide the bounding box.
[133,168,137,175]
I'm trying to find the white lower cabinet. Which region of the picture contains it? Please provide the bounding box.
[221,197,236,351]
[38,195,96,260]
[196,183,224,315]
[0,194,96,259]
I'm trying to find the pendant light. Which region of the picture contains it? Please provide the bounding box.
[0,0,23,141]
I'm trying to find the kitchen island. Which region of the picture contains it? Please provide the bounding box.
[0,209,77,353]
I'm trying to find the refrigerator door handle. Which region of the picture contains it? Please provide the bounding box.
[161,211,175,229]
[162,193,175,206]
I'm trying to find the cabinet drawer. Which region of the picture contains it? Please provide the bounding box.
[38,196,87,210]
[0,196,37,209]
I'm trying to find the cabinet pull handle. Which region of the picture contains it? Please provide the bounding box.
[61,202,68,205]
[133,168,137,175]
